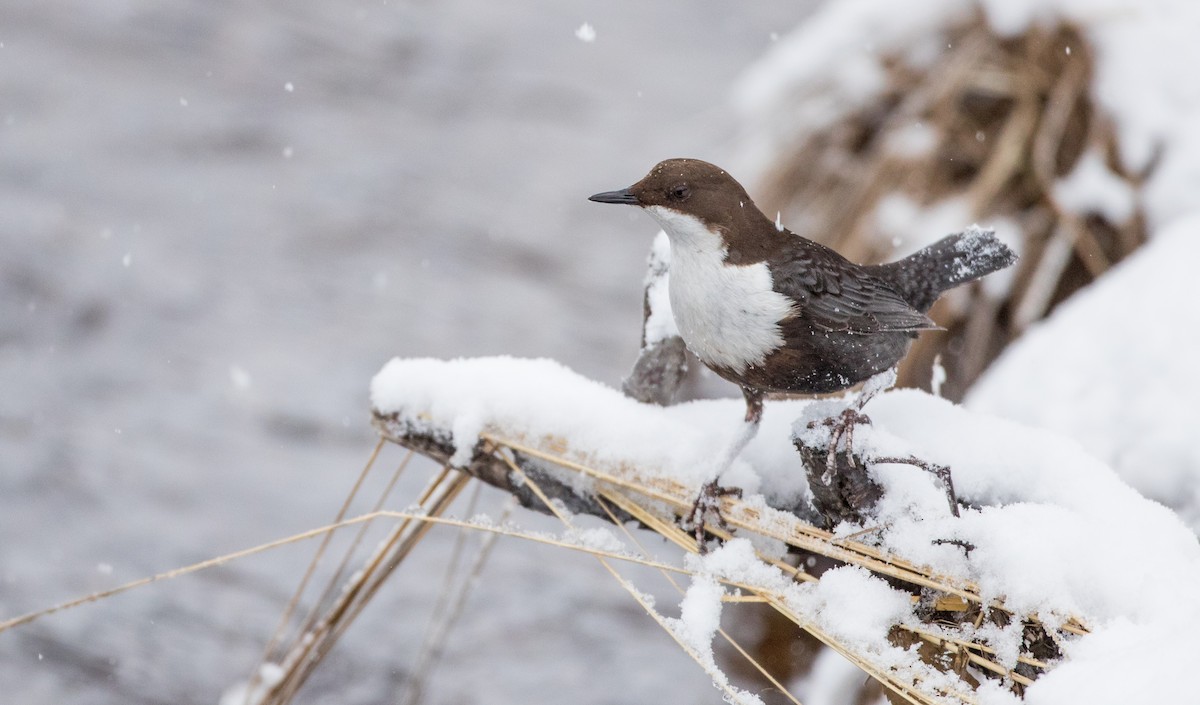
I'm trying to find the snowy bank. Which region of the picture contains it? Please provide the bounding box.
[969,214,1200,532]
[371,356,1200,703]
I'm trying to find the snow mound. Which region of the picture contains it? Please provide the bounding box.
[371,356,1200,703]
[969,214,1200,532]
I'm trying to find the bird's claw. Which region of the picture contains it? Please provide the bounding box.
[808,407,874,480]
[686,480,742,552]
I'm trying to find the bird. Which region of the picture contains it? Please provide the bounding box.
[589,158,1016,541]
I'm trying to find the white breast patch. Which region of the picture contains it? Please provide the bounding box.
[645,206,794,374]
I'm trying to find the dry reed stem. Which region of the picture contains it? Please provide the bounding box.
[496,449,762,705]
[760,592,973,705]
[482,432,987,605]
[267,465,471,704]
[598,486,818,586]
[899,623,1051,671]
[296,445,414,637]
[910,630,1036,687]
[594,494,807,705]
[258,439,387,668]
[508,431,1094,645]
[400,487,509,705]
[0,510,734,636]
[243,439,395,704]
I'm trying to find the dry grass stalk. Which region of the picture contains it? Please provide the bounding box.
[483,431,992,608]
[593,494,806,705]
[258,461,472,705]
[252,440,395,687]
[494,444,767,705]
[399,482,500,705]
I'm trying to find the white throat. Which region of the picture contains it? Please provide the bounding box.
[644,206,793,374]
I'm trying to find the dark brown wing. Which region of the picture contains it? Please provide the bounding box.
[769,238,937,334]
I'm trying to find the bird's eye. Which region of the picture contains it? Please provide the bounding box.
[668,184,691,201]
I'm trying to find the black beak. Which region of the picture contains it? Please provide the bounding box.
[588,188,639,205]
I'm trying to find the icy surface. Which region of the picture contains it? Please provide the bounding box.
[969,215,1200,531]
[372,354,1200,705]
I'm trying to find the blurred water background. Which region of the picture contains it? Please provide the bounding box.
[0,2,814,702]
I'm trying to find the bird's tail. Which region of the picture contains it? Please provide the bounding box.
[867,226,1017,313]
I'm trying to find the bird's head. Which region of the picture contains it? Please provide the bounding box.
[589,159,770,251]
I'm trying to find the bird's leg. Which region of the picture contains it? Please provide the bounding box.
[869,455,960,517]
[812,369,896,478]
[812,407,872,483]
[688,388,762,550]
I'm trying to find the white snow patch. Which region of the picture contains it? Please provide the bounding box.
[574,22,596,43]
[969,214,1200,531]
[884,121,938,159]
[219,662,284,705]
[796,566,911,648]
[930,354,946,397]
[371,356,775,492]
[873,193,971,254]
[229,365,252,390]
[1054,149,1136,223]
[641,230,678,346]
[673,574,724,661]
[563,526,625,554]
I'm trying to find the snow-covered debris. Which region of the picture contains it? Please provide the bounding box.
[371,356,775,493]
[371,355,1200,703]
[734,0,1200,230]
[793,565,911,649]
[968,214,1200,532]
[671,575,725,664]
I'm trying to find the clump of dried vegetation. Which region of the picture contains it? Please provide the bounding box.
[753,14,1146,400]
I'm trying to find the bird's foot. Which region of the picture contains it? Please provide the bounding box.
[808,407,873,482]
[686,480,743,552]
[869,455,960,517]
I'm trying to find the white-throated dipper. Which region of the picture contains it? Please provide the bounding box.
[590,158,1016,541]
